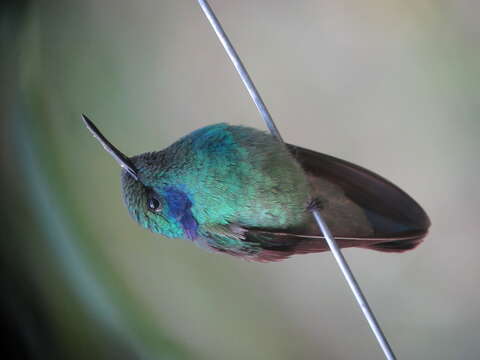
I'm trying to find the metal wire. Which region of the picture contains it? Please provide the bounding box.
[197,1,397,359]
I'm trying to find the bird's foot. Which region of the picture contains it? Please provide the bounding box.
[307,197,329,212]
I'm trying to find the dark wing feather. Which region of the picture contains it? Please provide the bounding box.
[241,144,430,262]
[287,144,431,236]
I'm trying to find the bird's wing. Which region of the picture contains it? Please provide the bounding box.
[286,143,430,239]
[237,144,430,262]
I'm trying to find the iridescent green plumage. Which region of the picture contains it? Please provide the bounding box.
[122,123,311,257]
[83,115,430,262]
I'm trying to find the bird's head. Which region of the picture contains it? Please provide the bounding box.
[82,114,189,239]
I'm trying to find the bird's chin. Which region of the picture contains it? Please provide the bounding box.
[143,220,185,240]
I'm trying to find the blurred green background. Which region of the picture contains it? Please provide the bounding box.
[2,0,480,359]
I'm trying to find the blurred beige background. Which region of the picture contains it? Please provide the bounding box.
[3,0,480,359]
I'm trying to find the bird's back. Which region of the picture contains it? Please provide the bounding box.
[167,123,312,230]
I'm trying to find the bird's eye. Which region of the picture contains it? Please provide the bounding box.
[147,197,162,212]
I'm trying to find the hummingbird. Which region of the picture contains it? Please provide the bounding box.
[82,115,430,262]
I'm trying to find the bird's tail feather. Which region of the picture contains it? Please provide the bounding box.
[246,230,426,262]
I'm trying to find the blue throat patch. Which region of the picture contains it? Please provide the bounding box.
[163,186,198,240]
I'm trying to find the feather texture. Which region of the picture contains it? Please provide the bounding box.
[119,124,430,262]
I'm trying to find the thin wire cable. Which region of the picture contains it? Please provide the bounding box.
[196,1,397,359]
[197,0,282,142]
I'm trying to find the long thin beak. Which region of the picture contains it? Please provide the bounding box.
[81,114,139,180]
